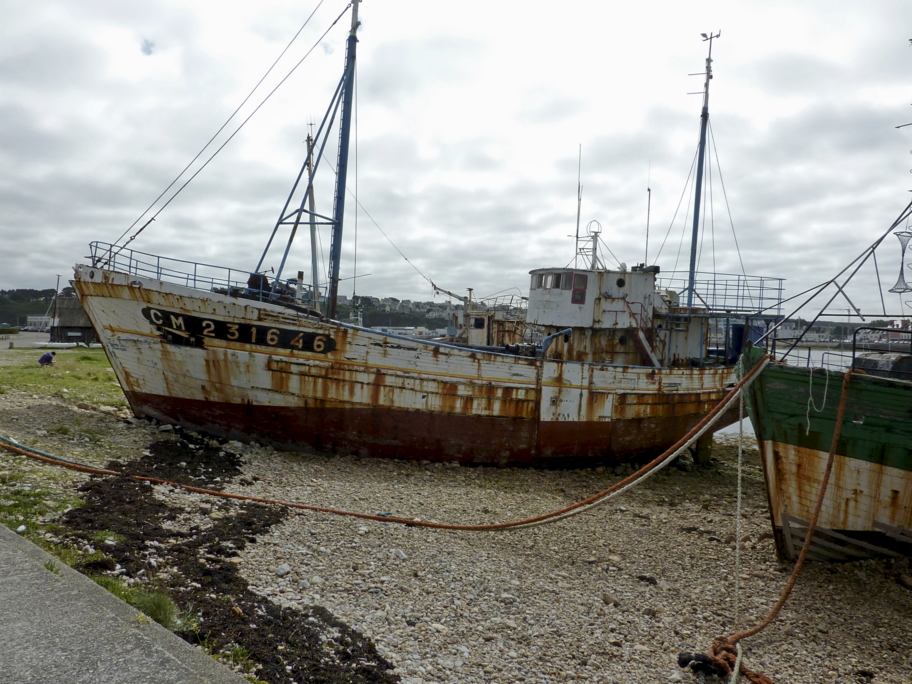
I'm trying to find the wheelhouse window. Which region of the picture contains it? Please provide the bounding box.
[531,274,543,289]
[560,272,573,290]
[571,273,588,304]
[542,273,554,289]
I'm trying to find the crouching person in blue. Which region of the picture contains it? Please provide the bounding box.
[38,351,56,367]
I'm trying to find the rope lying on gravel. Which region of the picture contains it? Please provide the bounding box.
[681,367,855,684]
[0,354,771,534]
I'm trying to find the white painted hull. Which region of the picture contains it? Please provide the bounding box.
[74,264,737,465]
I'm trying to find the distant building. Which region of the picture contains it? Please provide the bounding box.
[50,297,100,344]
[26,315,52,332]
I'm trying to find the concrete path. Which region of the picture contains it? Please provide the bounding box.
[0,524,248,684]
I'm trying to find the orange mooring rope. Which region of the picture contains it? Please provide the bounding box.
[702,367,855,684]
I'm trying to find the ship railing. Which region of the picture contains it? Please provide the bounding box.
[769,330,912,378]
[657,271,784,316]
[473,293,528,318]
[87,241,313,304]
[769,337,828,368]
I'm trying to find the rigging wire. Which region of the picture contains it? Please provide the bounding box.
[112,3,351,254]
[655,145,699,269]
[670,152,698,276]
[872,250,887,316]
[695,143,713,276]
[322,158,436,291]
[709,145,716,276]
[114,0,331,247]
[757,199,912,350]
[709,122,752,299]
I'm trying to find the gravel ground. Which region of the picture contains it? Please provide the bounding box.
[216,442,911,684]
[1,368,910,684]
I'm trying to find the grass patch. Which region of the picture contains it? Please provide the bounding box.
[223,643,253,669]
[89,574,187,630]
[0,486,53,529]
[0,477,83,536]
[44,559,61,575]
[37,539,104,567]
[0,349,126,407]
[131,590,181,629]
[0,470,23,485]
[91,530,127,545]
[90,574,133,600]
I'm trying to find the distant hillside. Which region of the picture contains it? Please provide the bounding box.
[0,289,58,326]
[364,311,446,328]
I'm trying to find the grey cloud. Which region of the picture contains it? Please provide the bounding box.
[517,92,584,124]
[361,36,482,104]
[0,36,104,91]
[739,53,845,96]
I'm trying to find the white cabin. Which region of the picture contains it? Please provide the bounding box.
[527,265,708,367]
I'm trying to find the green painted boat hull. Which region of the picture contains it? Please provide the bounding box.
[742,344,912,560]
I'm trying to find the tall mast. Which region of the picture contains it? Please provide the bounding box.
[326,1,360,319]
[686,31,719,309]
[306,133,320,311]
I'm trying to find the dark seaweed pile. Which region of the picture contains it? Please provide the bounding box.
[61,435,399,684]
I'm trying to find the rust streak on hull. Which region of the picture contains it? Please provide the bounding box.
[126,390,727,466]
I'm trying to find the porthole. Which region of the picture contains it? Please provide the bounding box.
[616,277,626,288]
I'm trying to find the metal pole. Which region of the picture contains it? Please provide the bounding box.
[686,32,719,309]
[306,134,321,310]
[326,1,360,319]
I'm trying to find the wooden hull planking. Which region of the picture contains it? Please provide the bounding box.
[744,345,912,560]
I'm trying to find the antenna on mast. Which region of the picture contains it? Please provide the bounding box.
[574,145,582,269]
[645,162,651,264]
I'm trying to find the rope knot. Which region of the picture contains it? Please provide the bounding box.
[677,637,775,684]
[709,636,737,674]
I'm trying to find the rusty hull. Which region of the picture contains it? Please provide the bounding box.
[73,265,737,466]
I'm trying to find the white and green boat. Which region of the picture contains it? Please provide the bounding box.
[743,342,912,561]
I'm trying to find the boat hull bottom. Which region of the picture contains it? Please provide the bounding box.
[126,390,730,467]
[771,514,912,562]
[758,439,912,561]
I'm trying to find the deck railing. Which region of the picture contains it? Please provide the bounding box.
[87,241,311,303]
[657,271,784,316]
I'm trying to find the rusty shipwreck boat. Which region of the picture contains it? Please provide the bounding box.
[73,7,783,465]
[743,203,912,560]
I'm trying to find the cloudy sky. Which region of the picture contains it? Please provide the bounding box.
[2,0,910,321]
